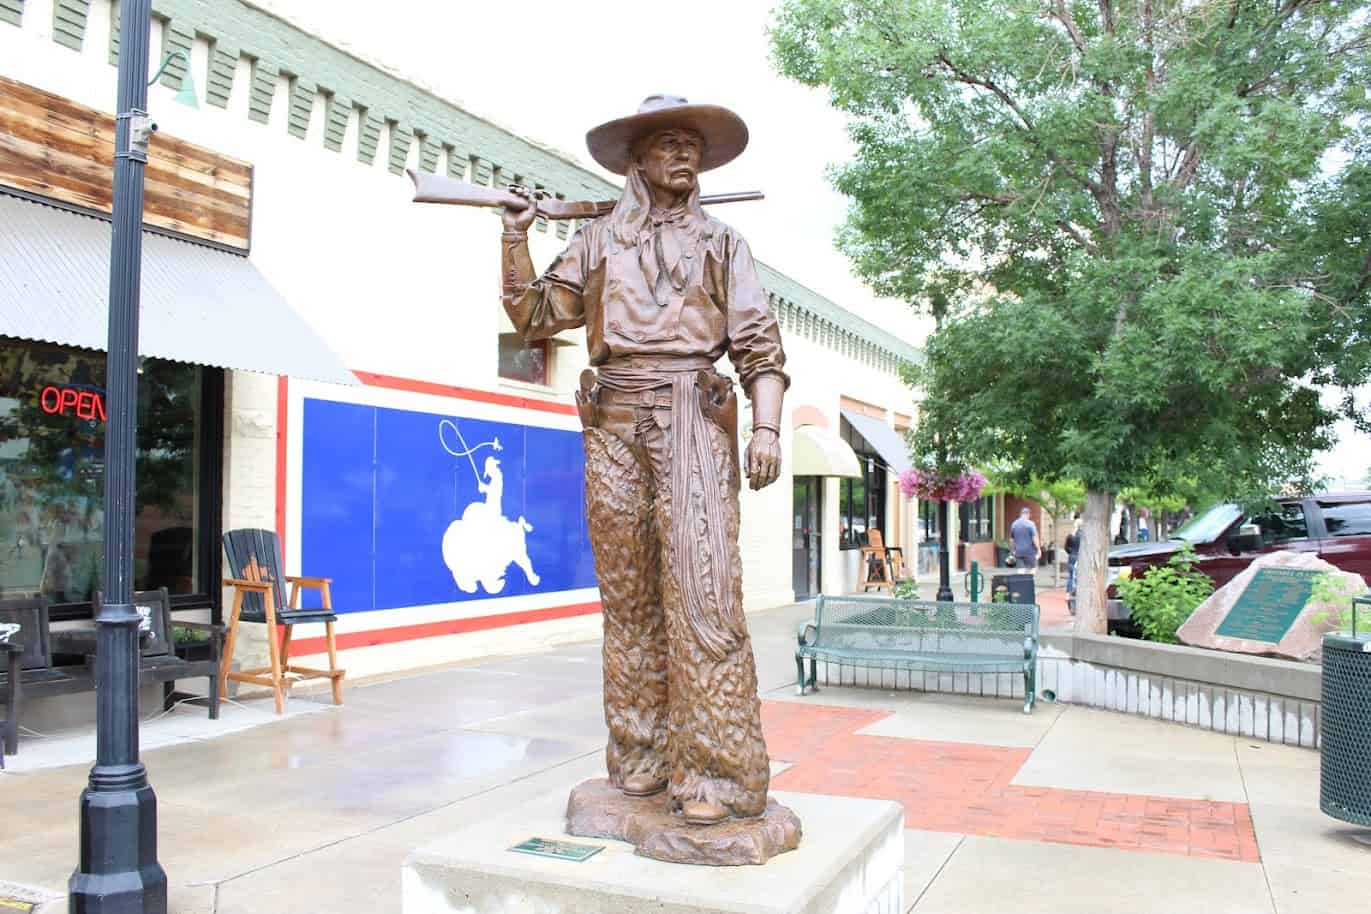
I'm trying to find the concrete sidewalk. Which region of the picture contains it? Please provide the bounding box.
[1,601,1363,913]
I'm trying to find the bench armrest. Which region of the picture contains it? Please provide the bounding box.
[797,622,818,648]
[286,575,332,588]
[1022,634,1037,663]
[223,577,273,592]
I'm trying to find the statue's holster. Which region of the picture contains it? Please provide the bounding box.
[575,369,600,430]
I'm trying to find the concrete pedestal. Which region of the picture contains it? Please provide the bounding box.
[402,788,904,914]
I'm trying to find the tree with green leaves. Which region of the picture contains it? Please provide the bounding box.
[772,0,1371,632]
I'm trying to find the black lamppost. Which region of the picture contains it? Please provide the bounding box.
[936,498,953,602]
[69,1,167,911]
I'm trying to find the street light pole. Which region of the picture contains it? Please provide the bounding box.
[936,499,953,602]
[69,1,167,911]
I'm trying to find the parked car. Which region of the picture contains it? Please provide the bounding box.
[1106,492,1371,632]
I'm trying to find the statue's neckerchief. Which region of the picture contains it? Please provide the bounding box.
[609,165,710,307]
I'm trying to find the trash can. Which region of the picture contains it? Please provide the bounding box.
[1319,595,1371,826]
[990,574,1035,606]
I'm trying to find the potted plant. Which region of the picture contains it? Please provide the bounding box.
[1310,575,1371,827]
[171,623,213,663]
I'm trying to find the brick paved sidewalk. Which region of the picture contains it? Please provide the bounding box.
[764,701,1260,862]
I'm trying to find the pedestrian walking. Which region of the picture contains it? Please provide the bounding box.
[1064,519,1082,595]
[1009,507,1041,571]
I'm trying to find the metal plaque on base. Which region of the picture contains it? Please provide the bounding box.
[509,837,604,862]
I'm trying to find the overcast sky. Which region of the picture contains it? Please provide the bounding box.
[257,0,1367,488]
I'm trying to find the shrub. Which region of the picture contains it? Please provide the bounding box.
[1308,572,1368,633]
[1115,545,1214,644]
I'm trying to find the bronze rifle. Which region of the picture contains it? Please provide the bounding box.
[407,169,762,219]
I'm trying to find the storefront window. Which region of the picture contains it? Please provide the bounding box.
[839,419,887,549]
[920,500,939,538]
[0,339,215,611]
[959,495,995,543]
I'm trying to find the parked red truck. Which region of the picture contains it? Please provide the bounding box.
[1106,492,1371,631]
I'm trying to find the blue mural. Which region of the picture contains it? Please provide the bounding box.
[299,398,596,613]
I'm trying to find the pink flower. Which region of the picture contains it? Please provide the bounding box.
[899,467,985,503]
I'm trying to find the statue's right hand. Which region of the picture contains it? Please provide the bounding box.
[501,187,538,234]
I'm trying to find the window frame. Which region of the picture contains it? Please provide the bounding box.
[959,494,995,543]
[1318,499,1371,538]
[919,499,939,539]
[838,419,887,550]
[0,340,224,624]
[1243,501,1312,550]
[497,334,551,387]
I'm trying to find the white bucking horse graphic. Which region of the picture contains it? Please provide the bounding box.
[438,419,540,594]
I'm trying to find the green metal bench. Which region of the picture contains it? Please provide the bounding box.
[795,594,1040,713]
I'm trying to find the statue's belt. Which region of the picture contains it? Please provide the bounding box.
[593,355,720,409]
[594,387,674,408]
[592,358,744,660]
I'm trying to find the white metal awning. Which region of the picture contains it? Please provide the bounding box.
[839,409,912,475]
[0,192,357,386]
[792,423,862,478]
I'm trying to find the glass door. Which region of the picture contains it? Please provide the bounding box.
[792,477,822,600]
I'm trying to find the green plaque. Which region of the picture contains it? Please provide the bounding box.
[1215,567,1319,643]
[508,837,604,862]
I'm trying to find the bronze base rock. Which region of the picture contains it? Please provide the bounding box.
[565,778,801,866]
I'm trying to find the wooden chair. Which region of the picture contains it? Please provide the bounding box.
[221,529,344,714]
[860,529,896,592]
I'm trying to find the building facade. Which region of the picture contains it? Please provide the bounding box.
[0,0,923,690]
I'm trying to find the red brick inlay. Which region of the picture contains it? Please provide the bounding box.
[762,701,1260,863]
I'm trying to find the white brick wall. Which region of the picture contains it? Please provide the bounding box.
[220,370,279,684]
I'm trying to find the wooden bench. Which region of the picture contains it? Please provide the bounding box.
[0,596,89,758]
[795,593,1040,713]
[0,590,224,759]
[91,588,226,721]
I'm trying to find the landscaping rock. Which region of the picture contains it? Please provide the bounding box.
[1177,550,1367,662]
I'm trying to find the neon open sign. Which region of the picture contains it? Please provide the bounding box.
[39,385,107,421]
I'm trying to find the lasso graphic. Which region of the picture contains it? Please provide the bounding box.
[438,419,502,486]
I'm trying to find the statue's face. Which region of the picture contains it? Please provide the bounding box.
[636,128,704,197]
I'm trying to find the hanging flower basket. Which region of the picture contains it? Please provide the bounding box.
[898,467,987,503]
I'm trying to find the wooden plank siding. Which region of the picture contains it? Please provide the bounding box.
[0,74,252,251]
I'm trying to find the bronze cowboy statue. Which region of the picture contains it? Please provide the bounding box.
[499,95,798,861]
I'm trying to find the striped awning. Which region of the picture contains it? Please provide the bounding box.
[0,192,356,386]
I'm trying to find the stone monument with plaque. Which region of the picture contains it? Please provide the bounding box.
[1177,550,1368,661]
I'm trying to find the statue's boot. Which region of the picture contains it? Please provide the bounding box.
[681,798,728,826]
[622,773,667,797]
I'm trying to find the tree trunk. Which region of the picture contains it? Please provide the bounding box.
[1052,514,1062,588]
[1073,489,1115,635]
[1126,505,1139,543]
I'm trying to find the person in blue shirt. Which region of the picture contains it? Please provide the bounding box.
[1009,507,1041,570]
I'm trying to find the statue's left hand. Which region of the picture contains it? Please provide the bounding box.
[745,428,781,490]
